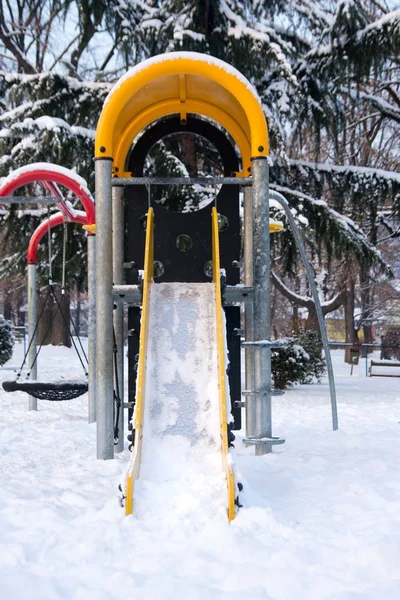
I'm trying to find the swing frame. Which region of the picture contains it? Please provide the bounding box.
[3,215,89,400]
[0,165,95,405]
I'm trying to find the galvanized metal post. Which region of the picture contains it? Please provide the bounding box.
[243,186,255,436]
[112,185,125,453]
[95,158,114,460]
[27,264,37,411]
[252,158,272,455]
[87,233,96,423]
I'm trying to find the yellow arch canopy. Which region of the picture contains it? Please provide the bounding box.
[95,52,269,176]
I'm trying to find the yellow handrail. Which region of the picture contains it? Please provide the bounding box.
[211,207,236,521]
[125,207,154,515]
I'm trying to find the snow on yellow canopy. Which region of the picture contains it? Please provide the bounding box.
[95,52,269,177]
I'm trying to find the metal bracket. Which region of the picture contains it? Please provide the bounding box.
[233,401,246,408]
[243,436,286,448]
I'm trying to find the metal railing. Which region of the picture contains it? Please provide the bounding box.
[328,342,400,377]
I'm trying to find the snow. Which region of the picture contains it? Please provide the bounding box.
[1,342,400,599]
[33,116,96,140]
[290,159,400,184]
[104,51,263,108]
[356,8,400,42]
[133,282,226,520]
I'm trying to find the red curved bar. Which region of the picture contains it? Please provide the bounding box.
[27,212,87,264]
[0,168,95,225]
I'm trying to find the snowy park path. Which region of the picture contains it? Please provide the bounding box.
[0,343,400,599]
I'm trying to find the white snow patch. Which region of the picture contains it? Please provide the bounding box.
[104,51,263,108]
[134,282,226,521]
[1,342,400,598]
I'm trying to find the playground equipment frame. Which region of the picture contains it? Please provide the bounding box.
[0,165,96,419]
[93,51,337,461]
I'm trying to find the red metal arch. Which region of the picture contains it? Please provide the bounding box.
[0,166,95,225]
[27,212,87,265]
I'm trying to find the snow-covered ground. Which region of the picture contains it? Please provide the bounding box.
[0,343,399,599]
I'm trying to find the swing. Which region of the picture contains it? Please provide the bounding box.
[2,218,88,401]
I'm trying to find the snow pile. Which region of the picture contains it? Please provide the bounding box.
[135,282,226,521]
[0,343,400,598]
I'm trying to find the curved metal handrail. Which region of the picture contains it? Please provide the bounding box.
[270,189,338,431]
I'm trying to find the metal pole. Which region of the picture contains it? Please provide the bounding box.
[252,158,272,455]
[27,264,37,411]
[95,158,114,459]
[87,233,96,423]
[112,185,125,453]
[243,186,255,437]
[269,189,338,430]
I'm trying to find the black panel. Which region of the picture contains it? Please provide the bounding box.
[225,306,242,430]
[125,116,240,284]
[127,306,140,423]
[125,116,242,417]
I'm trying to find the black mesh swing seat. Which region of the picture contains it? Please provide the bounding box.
[2,379,88,401]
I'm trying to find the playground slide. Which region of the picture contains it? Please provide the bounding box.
[124,208,236,521]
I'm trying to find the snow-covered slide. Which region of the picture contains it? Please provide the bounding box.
[124,207,236,521]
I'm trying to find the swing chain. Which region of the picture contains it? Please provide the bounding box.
[61,222,67,295]
[47,207,53,285]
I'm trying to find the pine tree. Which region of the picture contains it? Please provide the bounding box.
[0,0,398,344]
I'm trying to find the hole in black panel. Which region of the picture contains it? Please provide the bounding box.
[176,234,193,252]
[142,131,223,213]
[154,261,164,277]
[204,261,213,278]
[218,214,229,232]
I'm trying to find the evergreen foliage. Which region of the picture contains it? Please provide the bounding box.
[0,316,14,366]
[272,329,326,390]
[0,0,398,340]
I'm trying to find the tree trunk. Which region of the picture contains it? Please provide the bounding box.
[359,269,374,351]
[75,294,81,338]
[344,278,359,362]
[37,285,71,347]
[305,305,319,331]
[180,134,198,177]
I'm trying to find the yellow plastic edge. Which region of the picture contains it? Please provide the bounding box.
[96,56,268,159]
[211,207,236,522]
[82,224,96,233]
[269,222,284,232]
[125,207,154,516]
[114,99,252,176]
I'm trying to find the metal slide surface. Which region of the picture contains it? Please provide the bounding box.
[125,208,235,521]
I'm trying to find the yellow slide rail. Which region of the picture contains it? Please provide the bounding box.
[211,207,236,521]
[125,207,154,516]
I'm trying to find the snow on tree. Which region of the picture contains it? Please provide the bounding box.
[0,0,398,342]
